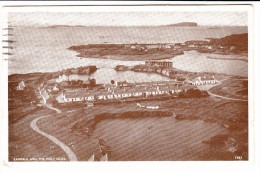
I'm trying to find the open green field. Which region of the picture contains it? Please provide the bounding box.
[210,78,248,100]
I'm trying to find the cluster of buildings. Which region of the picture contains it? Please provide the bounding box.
[184,40,212,49]
[122,42,219,52]
[174,40,214,50]
[173,40,237,52]
[41,73,218,104]
[124,44,174,51]
[38,65,218,104]
[61,80,194,103]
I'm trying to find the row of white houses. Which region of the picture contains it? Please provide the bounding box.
[62,85,192,103]
[191,76,217,86]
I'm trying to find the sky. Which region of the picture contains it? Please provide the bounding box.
[8,12,248,27]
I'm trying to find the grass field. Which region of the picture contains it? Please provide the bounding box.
[210,77,248,100]
[8,94,247,161]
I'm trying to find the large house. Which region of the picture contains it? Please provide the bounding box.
[191,76,217,86]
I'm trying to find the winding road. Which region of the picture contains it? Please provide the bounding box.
[32,88,75,160]
[208,91,248,102]
[30,115,78,161]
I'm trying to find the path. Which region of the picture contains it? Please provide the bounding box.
[39,88,47,104]
[30,115,78,161]
[45,104,61,114]
[38,88,61,113]
[208,91,248,102]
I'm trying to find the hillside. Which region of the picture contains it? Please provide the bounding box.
[209,33,248,53]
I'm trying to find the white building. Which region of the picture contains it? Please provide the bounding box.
[191,76,217,86]
[16,81,25,90]
[62,90,95,102]
[56,74,69,83]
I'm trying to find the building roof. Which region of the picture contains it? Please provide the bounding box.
[64,88,96,98]
[145,87,158,93]
[154,80,177,85]
[127,87,146,93]
[145,60,173,63]
[96,91,114,96]
[158,86,170,92]
[64,93,78,98]
[191,77,201,83]
[63,80,194,99]
[65,91,96,98]
[113,88,133,95]
[135,82,151,86]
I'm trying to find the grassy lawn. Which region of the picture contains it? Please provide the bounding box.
[33,96,248,161]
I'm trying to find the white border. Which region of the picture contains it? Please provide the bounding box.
[0,1,259,173]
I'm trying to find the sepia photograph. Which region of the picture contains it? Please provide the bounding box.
[2,4,251,163]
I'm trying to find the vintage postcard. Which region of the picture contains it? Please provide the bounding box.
[0,2,255,168]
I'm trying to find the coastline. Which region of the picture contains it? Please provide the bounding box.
[206,55,248,62]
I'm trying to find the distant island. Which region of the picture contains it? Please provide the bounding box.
[68,44,184,61]
[42,25,86,28]
[166,22,198,27]
[45,22,198,28]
